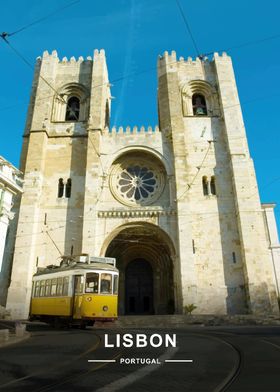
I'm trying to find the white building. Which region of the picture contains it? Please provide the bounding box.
[0,156,23,305]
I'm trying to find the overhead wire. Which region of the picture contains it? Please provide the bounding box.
[202,32,280,58]
[1,2,279,229]
[0,0,280,116]
[177,141,212,201]
[1,0,80,38]
[12,205,272,229]
[45,230,62,256]
[1,37,67,103]
[0,0,80,104]
[174,0,280,59]
[175,0,200,57]
[87,133,107,204]
[13,228,273,257]
[0,5,278,289]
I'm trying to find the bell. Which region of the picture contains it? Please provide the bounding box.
[195,107,205,115]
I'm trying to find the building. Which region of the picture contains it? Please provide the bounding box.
[5,49,280,319]
[0,156,23,306]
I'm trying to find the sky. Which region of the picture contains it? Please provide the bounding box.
[0,0,279,230]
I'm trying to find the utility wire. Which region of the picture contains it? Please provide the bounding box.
[1,76,279,126]
[203,32,280,58]
[1,0,280,96]
[2,51,280,115]
[46,230,62,256]
[87,133,106,203]
[1,37,67,103]
[175,0,200,57]
[1,0,80,38]
[174,2,280,59]
[177,141,212,201]
[0,1,81,103]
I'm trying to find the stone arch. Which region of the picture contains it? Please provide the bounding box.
[101,222,178,315]
[108,149,170,208]
[180,80,219,116]
[104,146,173,177]
[100,221,176,256]
[52,83,90,122]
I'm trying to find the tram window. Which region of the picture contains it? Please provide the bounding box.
[51,278,57,296]
[75,275,84,294]
[62,276,69,296]
[34,281,40,297]
[40,280,45,297]
[57,277,63,296]
[100,273,112,294]
[45,280,51,296]
[85,273,99,293]
[113,275,118,295]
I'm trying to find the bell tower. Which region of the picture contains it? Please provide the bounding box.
[6,49,111,319]
[158,51,279,315]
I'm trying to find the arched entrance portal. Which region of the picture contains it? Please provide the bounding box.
[126,259,153,314]
[104,223,175,315]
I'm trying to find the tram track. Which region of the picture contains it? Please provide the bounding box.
[210,335,243,392]
[0,329,103,390]
[260,338,280,351]
[207,332,280,392]
[1,328,280,391]
[34,349,123,392]
[173,331,243,392]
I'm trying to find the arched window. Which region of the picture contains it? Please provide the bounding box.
[192,94,207,116]
[65,97,80,121]
[65,178,72,198]
[58,178,64,198]
[210,176,216,195]
[202,176,208,196]
[105,100,110,129]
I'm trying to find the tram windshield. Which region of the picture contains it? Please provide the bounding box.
[113,275,118,295]
[100,273,112,294]
[85,272,118,294]
[85,273,99,293]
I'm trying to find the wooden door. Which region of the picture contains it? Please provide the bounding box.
[125,259,153,314]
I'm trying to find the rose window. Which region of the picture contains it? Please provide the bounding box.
[110,157,165,206]
[118,166,157,201]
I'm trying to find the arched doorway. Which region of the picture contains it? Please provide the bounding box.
[103,223,176,315]
[125,259,153,314]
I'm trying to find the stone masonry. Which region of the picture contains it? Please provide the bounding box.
[4,49,280,319]
[0,156,23,306]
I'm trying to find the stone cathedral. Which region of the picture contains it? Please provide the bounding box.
[4,49,280,319]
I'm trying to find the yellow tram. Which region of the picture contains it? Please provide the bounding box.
[30,255,119,327]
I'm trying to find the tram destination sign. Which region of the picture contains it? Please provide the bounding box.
[89,256,116,267]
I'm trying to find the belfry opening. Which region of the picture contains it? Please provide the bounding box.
[104,223,175,315]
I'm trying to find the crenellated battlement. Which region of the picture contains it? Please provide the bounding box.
[158,50,230,67]
[109,125,159,134]
[36,49,107,64]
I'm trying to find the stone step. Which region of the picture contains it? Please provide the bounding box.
[112,314,280,328]
[0,329,9,342]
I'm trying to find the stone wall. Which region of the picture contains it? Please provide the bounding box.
[5,49,280,318]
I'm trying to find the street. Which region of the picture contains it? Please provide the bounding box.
[0,324,280,391]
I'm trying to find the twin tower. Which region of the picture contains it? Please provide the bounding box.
[5,49,280,318]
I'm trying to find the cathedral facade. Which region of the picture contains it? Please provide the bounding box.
[5,49,280,319]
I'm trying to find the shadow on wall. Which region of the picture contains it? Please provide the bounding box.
[211,117,247,314]
[63,123,87,256]
[0,193,21,306]
[246,282,279,314]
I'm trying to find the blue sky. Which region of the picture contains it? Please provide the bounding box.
[0,0,279,230]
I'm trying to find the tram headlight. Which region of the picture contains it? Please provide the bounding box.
[103,306,108,312]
